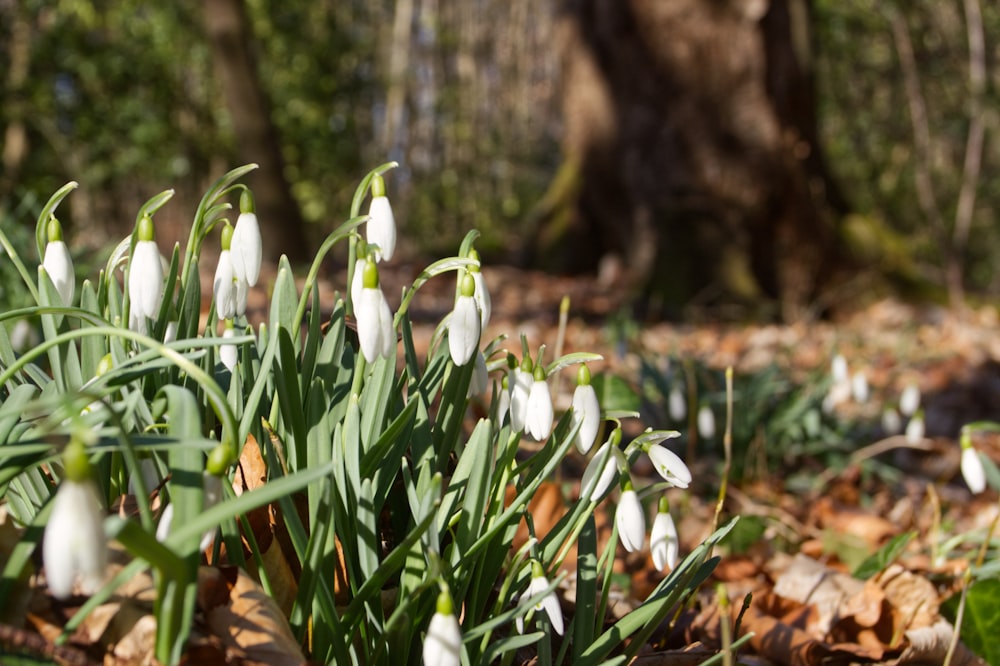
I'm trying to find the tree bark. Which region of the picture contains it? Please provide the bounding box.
[203,0,309,263]
[532,0,850,319]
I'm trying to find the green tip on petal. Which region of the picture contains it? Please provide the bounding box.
[362,259,379,289]
[520,356,534,374]
[533,364,546,382]
[47,217,64,243]
[621,476,634,492]
[96,353,113,377]
[960,426,972,450]
[240,188,255,214]
[206,443,232,477]
[436,589,454,616]
[577,364,591,387]
[460,273,476,298]
[63,439,92,483]
[531,560,544,579]
[371,174,386,198]
[221,222,234,251]
[658,496,670,513]
[357,237,368,255]
[468,248,481,272]
[507,353,517,370]
[137,215,155,242]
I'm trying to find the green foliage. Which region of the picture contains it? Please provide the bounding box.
[943,579,1000,666]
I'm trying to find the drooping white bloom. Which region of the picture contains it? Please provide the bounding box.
[157,473,225,551]
[164,320,179,344]
[881,407,902,435]
[355,260,395,363]
[851,371,869,403]
[905,412,925,445]
[128,218,165,332]
[697,405,716,440]
[517,562,564,636]
[42,239,75,306]
[962,445,987,495]
[468,351,488,397]
[581,438,625,502]
[230,208,262,287]
[831,353,849,384]
[468,250,491,330]
[616,484,645,553]
[497,375,511,425]
[423,590,462,666]
[448,274,481,366]
[214,249,238,320]
[571,366,601,454]
[646,444,692,489]
[650,501,679,571]
[525,367,553,441]
[367,176,396,262]
[220,327,238,372]
[44,479,108,598]
[668,384,686,422]
[899,384,921,417]
[508,363,533,433]
[351,257,366,308]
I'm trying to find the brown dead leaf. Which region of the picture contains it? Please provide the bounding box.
[811,497,899,550]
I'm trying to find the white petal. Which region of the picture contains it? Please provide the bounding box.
[851,372,869,403]
[357,287,394,363]
[448,295,481,366]
[697,405,716,439]
[497,384,510,425]
[213,250,237,320]
[423,611,462,666]
[525,380,553,440]
[472,271,491,330]
[581,443,623,502]
[351,258,366,308]
[905,415,925,445]
[376,291,395,359]
[647,444,692,489]
[129,240,164,320]
[44,480,107,598]
[881,408,902,435]
[668,385,686,422]
[468,351,488,397]
[571,384,601,454]
[650,511,679,571]
[231,212,262,286]
[616,490,645,553]
[509,369,532,433]
[367,196,396,262]
[524,575,564,636]
[831,354,849,384]
[962,447,987,494]
[220,328,238,371]
[42,241,75,306]
[900,384,921,417]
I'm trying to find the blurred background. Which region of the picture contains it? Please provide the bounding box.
[1,0,998,319]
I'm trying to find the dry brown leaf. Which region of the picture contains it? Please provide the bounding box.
[811,497,899,550]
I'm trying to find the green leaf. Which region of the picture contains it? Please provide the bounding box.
[852,531,915,579]
[592,373,641,414]
[943,579,1000,665]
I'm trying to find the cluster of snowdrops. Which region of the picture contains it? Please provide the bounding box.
[0,164,731,666]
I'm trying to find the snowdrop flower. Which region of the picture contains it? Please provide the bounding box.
[581,431,625,502]
[230,190,262,287]
[164,320,179,344]
[355,259,395,363]
[213,224,239,321]
[366,174,396,262]
[41,216,75,306]
[616,480,645,553]
[468,350,488,397]
[668,384,686,422]
[128,215,164,333]
[468,249,491,330]
[905,410,925,445]
[517,561,564,636]
[881,407,902,436]
[497,375,511,424]
[220,325,238,372]
[157,473,224,551]
[423,589,462,666]
[508,356,533,434]
[645,442,692,489]
[43,440,108,599]
[961,429,986,494]
[697,404,716,440]
[448,273,481,366]
[571,364,601,454]
[900,383,921,417]
[351,239,370,308]
[650,497,679,571]
[831,353,849,385]
[525,364,553,441]
[851,371,869,403]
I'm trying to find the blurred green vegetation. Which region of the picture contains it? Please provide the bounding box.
[1,0,998,292]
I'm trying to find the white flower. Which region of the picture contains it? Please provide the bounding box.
[650,505,679,571]
[517,564,564,636]
[881,407,902,435]
[851,371,869,403]
[351,257,366,308]
[42,239,75,306]
[962,445,987,494]
[164,320,179,344]
[616,485,645,553]
[423,591,462,666]
[220,327,238,371]
[668,385,686,422]
[157,473,224,551]
[472,271,491,331]
[581,440,625,502]
[128,236,164,331]
[356,261,395,363]
[646,444,692,489]
[697,405,716,440]
[230,211,262,287]
[905,412,925,445]
[525,370,553,441]
[509,365,533,433]
[448,275,481,366]
[497,376,511,425]
[899,384,921,417]
[571,381,601,454]
[367,195,396,262]
[43,479,108,598]
[468,351,488,397]
[213,249,238,320]
[831,354,849,384]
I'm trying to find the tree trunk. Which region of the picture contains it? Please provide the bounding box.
[532,0,850,319]
[203,0,310,263]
